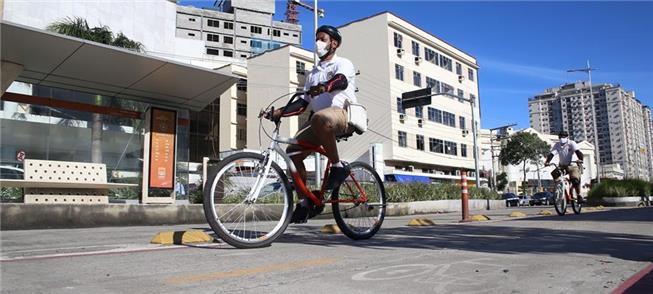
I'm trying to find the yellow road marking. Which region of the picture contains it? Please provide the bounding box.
[165,257,337,285]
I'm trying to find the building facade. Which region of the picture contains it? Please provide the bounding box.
[529,82,653,180]
[335,12,483,184]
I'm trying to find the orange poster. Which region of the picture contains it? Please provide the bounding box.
[149,108,176,189]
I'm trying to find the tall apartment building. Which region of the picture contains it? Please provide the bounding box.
[175,0,301,60]
[529,82,653,180]
[335,12,482,183]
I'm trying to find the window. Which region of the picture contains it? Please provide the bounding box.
[223,50,233,57]
[415,106,423,118]
[224,22,234,30]
[250,40,263,48]
[237,128,246,141]
[416,135,424,151]
[470,94,476,104]
[456,62,462,75]
[206,48,219,55]
[397,97,405,114]
[187,32,196,37]
[445,141,457,156]
[296,61,306,74]
[413,71,421,87]
[241,26,247,30]
[283,32,289,36]
[426,77,440,93]
[427,107,442,123]
[273,29,281,37]
[468,68,475,81]
[251,26,262,34]
[292,34,298,37]
[189,17,196,22]
[207,34,219,42]
[240,40,247,44]
[398,131,407,147]
[430,138,444,153]
[461,144,467,157]
[459,116,466,130]
[442,83,454,94]
[223,36,233,44]
[395,64,404,81]
[207,19,219,28]
[237,103,247,116]
[457,89,464,102]
[440,55,452,71]
[394,32,403,48]
[236,79,247,91]
[443,111,456,127]
[411,41,420,56]
[425,48,438,64]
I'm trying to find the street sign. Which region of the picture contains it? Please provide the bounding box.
[401,88,433,109]
[16,150,25,162]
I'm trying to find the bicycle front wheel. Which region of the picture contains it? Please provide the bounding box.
[570,188,582,215]
[554,182,567,216]
[332,162,386,240]
[203,152,293,248]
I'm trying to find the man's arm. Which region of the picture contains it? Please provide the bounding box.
[544,153,554,165]
[309,73,349,96]
[574,150,584,162]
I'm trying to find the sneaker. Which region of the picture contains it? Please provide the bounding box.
[290,203,309,224]
[577,196,586,204]
[325,161,351,191]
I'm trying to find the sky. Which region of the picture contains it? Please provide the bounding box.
[180,1,653,130]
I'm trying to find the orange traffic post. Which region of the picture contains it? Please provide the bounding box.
[461,170,470,222]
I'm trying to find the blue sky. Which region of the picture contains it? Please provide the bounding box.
[180,1,653,130]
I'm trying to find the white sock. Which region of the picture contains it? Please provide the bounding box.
[332,161,343,168]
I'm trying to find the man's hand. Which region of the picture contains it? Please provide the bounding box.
[258,108,282,121]
[308,84,327,97]
[544,162,551,167]
[576,160,583,167]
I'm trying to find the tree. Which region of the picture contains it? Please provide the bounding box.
[499,132,550,192]
[496,172,508,191]
[46,17,144,163]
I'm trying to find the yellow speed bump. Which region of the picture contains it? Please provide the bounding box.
[151,230,213,245]
[538,209,553,216]
[320,224,341,234]
[509,211,527,217]
[585,207,596,211]
[407,218,436,226]
[596,205,605,210]
[470,214,490,222]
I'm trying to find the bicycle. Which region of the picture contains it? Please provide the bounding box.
[202,91,386,248]
[549,162,583,216]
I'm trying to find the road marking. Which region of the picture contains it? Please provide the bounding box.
[165,257,337,285]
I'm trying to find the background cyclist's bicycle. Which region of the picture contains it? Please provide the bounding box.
[550,163,583,216]
[202,92,386,248]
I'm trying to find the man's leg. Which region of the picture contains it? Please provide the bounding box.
[568,166,583,202]
[310,107,350,190]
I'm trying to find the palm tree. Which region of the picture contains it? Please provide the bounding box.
[46,17,144,163]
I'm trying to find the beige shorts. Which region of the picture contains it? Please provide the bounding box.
[287,107,349,153]
[551,165,581,180]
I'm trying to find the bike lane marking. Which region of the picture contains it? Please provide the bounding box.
[164,257,338,285]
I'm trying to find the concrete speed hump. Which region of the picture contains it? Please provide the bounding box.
[509,211,527,217]
[320,224,341,234]
[151,230,213,245]
[407,218,435,226]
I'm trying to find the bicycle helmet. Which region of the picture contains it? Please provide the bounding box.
[558,130,569,138]
[316,25,342,46]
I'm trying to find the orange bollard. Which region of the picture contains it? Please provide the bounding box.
[461,170,470,222]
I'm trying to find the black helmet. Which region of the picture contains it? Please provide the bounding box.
[316,25,342,46]
[558,130,569,137]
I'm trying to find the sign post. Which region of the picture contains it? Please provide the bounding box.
[142,107,177,204]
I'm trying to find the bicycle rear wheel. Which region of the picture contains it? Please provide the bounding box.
[554,182,567,216]
[203,152,293,248]
[570,188,582,215]
[331,162,386,240]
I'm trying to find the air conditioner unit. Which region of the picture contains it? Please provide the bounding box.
[418,118,423,127]
[455,170,461,176]
[407,165,414,172]
[399,113,406,122]
[462,129,470,137]
[396,48,404,57]
[414,56,422,65]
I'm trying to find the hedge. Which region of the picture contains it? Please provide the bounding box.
[588,179,652,199]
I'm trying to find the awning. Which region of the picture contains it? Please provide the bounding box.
[1,21,237,111]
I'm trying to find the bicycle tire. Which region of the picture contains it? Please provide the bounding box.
[203,152,293,249]
[570,187,582,215]
[331,162,386,240]
[554,182,567,216]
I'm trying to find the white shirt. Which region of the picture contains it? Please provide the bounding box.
[550,140,580,166]
[302,54,357,112]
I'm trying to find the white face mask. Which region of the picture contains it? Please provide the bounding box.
[315,40,330,58]
[560,138,569,144]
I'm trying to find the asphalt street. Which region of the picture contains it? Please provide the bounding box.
[1,206,652,293]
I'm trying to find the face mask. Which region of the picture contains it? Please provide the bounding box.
[315,40,330,58]
[560,138,568,144]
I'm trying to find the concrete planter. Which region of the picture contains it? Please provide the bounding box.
[0,200,506,230]
[599,196,645,207]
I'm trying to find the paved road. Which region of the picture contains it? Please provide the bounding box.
[1,206,652,293]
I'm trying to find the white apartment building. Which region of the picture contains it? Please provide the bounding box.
[480,128,597,195]
[529,82,653,180]
[335,12,483,184]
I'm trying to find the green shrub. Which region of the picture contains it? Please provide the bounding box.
[1,187,23,203]
[385,183,499,202]
[588,179,652,198]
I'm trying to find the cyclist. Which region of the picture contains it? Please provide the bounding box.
[262,25,357,223]
[544,131,585,203]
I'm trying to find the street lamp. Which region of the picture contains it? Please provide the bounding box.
[401,89,482,188]
[567,60,600,184]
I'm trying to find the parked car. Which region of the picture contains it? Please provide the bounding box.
[532,192,554,205]
[518,195,532,206]
[502,193,519,207]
